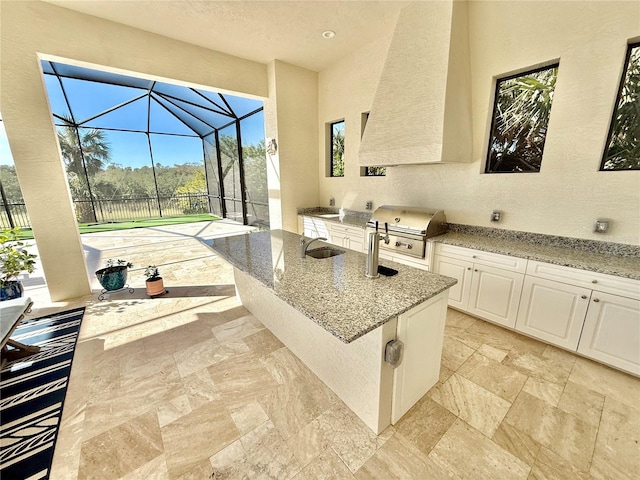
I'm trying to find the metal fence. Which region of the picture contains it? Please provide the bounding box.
[0,193,218,229]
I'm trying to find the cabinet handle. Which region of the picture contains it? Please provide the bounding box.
[592,280,598,284]
[472,255,477,258]
[593,298,600,303]
[474,269,478,272]
[467,267,471,271]
[581,295,587,299]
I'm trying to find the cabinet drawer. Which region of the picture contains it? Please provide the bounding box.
[327,222,364,238]
[434,243,527,273]
[527,261,640,300]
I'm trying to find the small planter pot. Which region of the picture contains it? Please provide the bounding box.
[0,280,24,301]
[95,266,129,291]
[145,277,166,298]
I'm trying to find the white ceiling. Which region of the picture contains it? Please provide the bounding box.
[44,0,406,72]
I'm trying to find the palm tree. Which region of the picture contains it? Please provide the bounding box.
[488,66,558,172]
[603,45,640,170]
[57,121,111,179]
[56,117,111,221]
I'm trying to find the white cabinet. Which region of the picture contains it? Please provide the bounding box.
[328,223,365,253]
[578,292,640,376]
[518,260,640,375]
[516,276,591,350]
[301,216,329,239]
[433,244,525,328]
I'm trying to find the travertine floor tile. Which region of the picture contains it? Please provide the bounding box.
[530,447,594,480]
[522,376,564,406]
[557,381,605,427]
[78,410,164,478]
[491,422,541,467]
[355,432,452,479]
[317,404,380,473]
[181,367,220,410]
[211,314,265,343]
[209,352,280,410]
[210,420,302,479]
[429,419,530,480]
[429,373,511,437]
[503,350,571,387]
[504,392,598,472]
[441,336,475,371]
[173,338,249,378]
[230,400,270,435]
[243,328,285,356]
[394,395,456,456]
[161,399,240,478]
[589,397,640,480]
[294,449,355,479]
[457,351,527,402]
[569,357,640,410]
[157,394,192,428]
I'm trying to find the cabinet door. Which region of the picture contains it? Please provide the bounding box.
[515,276,591,350]
[467,264,524,328]
[433,255,472,310]
[578,292,640,376]
[346,234,364,253]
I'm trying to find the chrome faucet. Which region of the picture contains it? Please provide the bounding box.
[366,222,390,278]
[300,236,327,258]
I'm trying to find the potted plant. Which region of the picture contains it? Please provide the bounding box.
[144,265,166,297]
[95,259,133,292]
[0,227,37,301]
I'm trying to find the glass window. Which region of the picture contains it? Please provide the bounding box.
[486,63,559,173]
[601,42,640,171]
[330,120,345,177]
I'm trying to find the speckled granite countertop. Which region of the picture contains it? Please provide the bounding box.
[432,232,640,280]
[204,230,457,343]
[298,208,371,229]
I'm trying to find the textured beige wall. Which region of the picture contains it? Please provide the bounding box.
[269,61,319,233]
[1,1,268,300]
[319,0,640,245]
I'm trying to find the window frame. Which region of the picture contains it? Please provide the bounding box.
[485,62,559,174]
[600,41,640,171]
[328,119,345,178]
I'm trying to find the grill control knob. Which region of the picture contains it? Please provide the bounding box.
[407,244,412,249]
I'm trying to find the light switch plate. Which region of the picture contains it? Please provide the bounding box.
[491,210,502,222]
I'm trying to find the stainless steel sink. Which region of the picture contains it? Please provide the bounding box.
[306,247,345,259]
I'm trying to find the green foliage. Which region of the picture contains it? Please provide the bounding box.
[603,45,640,170]
[331,122,345,177]
[144,265,160,280]
[365,166,386,176]
[487,65,558,172]
[0,227,37,286]
[101,258,133,274]
[0,166,24,203]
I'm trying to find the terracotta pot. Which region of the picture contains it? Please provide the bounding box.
[146,277,166,297]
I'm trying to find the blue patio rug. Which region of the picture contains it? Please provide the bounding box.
[0,307,85,480]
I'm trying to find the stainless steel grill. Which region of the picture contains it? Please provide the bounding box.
[366,205,447,258]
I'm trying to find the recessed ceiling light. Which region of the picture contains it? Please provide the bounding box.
[322,30,336,39]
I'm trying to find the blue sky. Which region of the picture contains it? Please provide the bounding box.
[1,67,266,167]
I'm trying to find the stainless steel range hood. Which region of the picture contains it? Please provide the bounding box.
[359,0,473,167]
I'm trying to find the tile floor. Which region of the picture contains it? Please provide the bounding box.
[18,221,640,479]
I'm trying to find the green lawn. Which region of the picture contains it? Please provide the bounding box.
[11,214,221,240]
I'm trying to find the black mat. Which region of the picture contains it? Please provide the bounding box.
[0,307,85,480]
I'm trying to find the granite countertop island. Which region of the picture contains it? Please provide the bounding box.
[204,229,456,343]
